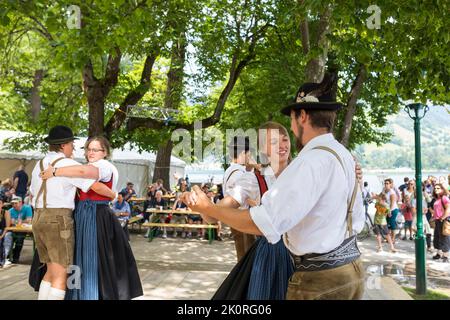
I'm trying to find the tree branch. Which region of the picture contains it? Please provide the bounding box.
[126,17,269,134]
[104,52,159,138]
[28,16,54,41]
[304,5,332,82]
[340,64,367,147]
[102,47,122,96]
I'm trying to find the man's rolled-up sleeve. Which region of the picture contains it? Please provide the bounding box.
[250,205,281,244]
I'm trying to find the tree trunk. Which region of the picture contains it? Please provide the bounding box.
[340,64,367,147]
[152,139,174,190]
[30,69,44,121]
[152,30,186,190]
[300,5,331,83]
[82,49,121,138]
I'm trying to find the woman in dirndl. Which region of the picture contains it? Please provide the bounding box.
[213,121,294,300]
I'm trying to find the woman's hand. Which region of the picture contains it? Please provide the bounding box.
[40,165,55,180]
[246,198,258,207]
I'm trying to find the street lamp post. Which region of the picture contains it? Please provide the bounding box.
[405,102,429,295]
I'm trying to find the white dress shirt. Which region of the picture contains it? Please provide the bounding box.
[223,163,246,198]
[30,152,95,209]
[228,166,276,209]
[250,133,364,256]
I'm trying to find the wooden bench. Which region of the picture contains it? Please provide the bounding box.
[127,215,144,232]
[142,222,219,244]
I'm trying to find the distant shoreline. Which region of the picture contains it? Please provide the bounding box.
[365,169,448,174]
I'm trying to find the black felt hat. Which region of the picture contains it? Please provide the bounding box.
[281,73,342,116]
[43,125,78,144]
[227,136,255,153]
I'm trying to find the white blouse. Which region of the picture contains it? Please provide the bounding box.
[90,159,119,193]
[228,166,276,209]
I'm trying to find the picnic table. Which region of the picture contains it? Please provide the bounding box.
[129,197,146,203]
[5,224,33,233]
[127,215,144,232]
[145,208,201,215]
[5,224,35,255]
[143,209,218,244]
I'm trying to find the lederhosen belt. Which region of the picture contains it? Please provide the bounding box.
[287,146,361,272]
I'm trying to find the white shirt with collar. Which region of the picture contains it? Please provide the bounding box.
[30,152,96,209]
[249,133,364,256]
[223,163,246,197]
[228,166,276,209]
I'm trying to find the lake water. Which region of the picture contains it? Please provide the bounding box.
[185,169,448,194]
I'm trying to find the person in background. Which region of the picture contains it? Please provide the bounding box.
[362,182,371,216]
[439,176,448,190]
[4,188,16,203]
[430,183,450,262]
[401,194,414,241]
[2,196,32,264]
[13,165,29,200]
[24,186,32,206]
[0,199,6,267]
[206,189,223,241]
[143,184,156,222]
[147,190,168,238]
[214,184,224,204]
[399,177,409,195]
[112,191,132,240]
[120,182,137,202]
[384,178,400,244]
[185,175,191,191]
[155,179,169,194]
[171,190,188,238]
[417,186,433,253]
[373,193,396,253]
[424,177,433,195]
[0,179,12,202]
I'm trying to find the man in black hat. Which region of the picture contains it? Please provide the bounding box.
[221,136,257,261]
[183,75,366,300]
[29,125,116,300]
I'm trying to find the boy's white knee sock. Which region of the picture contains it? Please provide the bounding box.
[37,280,52,300]
[47,287,66,300]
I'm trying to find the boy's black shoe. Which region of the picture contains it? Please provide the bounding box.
[442,257,449,263]
[433,254,441,260]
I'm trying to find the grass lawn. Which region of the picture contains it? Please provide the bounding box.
[403,287,450,300]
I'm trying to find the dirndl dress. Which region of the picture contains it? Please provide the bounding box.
[212,236,294,300]
[66,182,143,300]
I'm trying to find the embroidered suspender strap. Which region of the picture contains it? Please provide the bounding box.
[312,146,359,237]
[254,169,268,198]
[35,157,65,209]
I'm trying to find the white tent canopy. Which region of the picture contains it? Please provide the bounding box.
[0,130,185,196]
